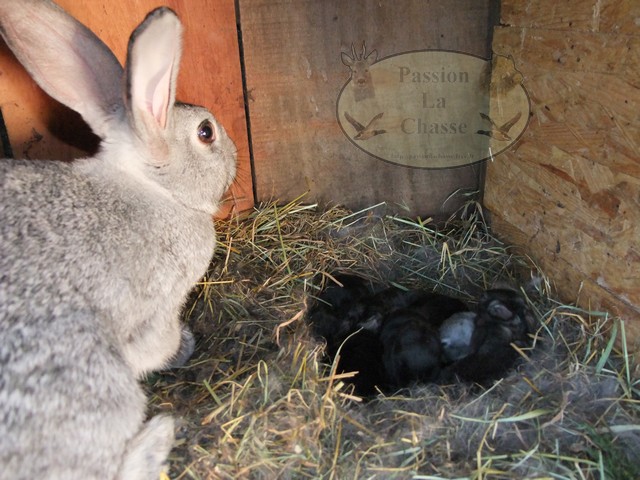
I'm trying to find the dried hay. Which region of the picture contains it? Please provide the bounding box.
[148,198,640,480]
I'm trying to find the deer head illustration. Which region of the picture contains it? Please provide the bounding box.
[341,42,378,102]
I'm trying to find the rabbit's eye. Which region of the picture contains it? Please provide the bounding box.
[197,120,216,144]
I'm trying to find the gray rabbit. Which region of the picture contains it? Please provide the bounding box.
[0,1,236,479]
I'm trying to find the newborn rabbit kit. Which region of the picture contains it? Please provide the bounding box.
[0,1,235,478]
[307,275,536,397]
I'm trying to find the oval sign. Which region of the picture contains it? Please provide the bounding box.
[337,50,530,169]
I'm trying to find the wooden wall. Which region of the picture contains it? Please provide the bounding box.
[484,0,640,347]
[0,0,252,216]
[239,0,499,219]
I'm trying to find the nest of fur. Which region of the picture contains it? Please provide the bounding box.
[148,199,640,480]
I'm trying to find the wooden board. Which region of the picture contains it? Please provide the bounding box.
[484,0,640,349]
[0,0,253,216]
[238,0,499,219]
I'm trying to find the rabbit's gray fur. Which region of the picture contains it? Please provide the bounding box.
[0,1,236,478]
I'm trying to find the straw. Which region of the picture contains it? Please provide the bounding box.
[147,199,639,479]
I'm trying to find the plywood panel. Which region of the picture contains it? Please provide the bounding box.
[492,26,640,85]
[0,0,252,215]
[485,5,640,350]
[239,0,498,219]
[501,0,640,35]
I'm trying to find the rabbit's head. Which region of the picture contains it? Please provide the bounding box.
[476,288,534,344]
[0,1,236,216]
[119,8,236,214]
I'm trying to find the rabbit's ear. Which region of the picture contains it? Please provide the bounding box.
[0,0,124,139]
[125,8,182,150]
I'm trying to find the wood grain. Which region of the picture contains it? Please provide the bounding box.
[0,0,252,215]
[239,0,498,219]
[485,4,640,351]
[501,0,640,34]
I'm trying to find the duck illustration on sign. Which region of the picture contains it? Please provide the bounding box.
[336,47,531,169]
[476,111,522,141]
[344,112,386,140]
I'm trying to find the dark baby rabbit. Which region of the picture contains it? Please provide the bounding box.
[440,288,535,385]
[309,276,468,396]
[307,275,388,395]
[378,290,468,390]
[307,274,373,348]
[0,1,236,479]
